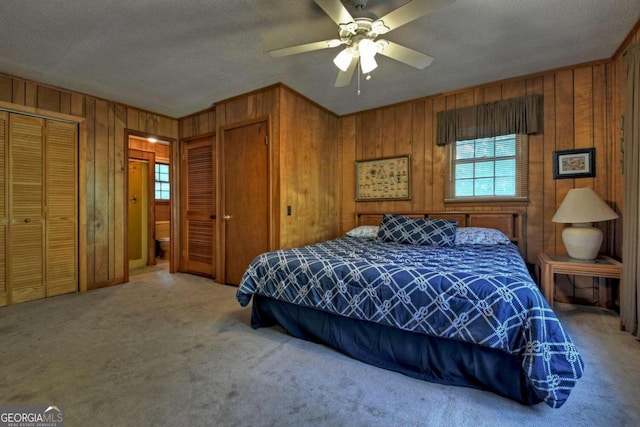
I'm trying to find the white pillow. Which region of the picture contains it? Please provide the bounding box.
[455,227,512,245]
[346,225,379,238]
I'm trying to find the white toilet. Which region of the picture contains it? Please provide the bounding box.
[155,221,170,260]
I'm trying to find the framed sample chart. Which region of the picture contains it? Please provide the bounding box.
[355,155,411,201]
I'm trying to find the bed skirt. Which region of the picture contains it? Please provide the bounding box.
[251,294,542,406]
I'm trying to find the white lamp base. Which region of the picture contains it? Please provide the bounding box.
[562,223,602,260]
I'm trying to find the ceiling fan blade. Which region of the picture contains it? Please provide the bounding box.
[378,40,434,69]
[315,0,354,26]
[334,57,358,87]
[269,39,342,57]
[374,0,455,33]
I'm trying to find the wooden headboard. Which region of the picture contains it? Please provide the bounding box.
[356,211,526,259]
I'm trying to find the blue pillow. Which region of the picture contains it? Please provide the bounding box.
[377,214,457,246]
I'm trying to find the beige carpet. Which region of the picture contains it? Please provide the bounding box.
[129,265,165,276]
[0,269,638,426]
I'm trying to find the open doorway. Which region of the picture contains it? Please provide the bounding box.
[128,159,149,270]
[126,134,173,278]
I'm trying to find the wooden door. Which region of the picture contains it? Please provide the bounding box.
[0,112,7,306]
[9,114,45,303]
[45,120,78,296]
[223,121,268,285]
[181,137,215,277]
[128,160,149,270]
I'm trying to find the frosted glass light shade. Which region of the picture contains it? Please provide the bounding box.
[333,48,353,71]
[360,53,377,74]
[358,39,377,57]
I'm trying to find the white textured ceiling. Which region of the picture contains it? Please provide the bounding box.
[0,0,638,118]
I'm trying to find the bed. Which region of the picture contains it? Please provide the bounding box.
[236,211,584,408]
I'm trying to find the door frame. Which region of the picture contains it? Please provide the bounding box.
[124,130,177,282]
[217,116,272,284]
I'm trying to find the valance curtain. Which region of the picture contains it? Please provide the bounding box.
[621,44,640,336]
[436,94,542,146]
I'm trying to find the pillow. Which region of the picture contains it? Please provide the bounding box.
[455,227,512,245]
[346,225,379,238]
[377,214,457,247]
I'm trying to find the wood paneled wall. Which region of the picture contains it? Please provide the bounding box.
[180,108,216,139]
[155,201,171,222]
[338,62,622,264]
[129,136,171,162]
[278,88,339,248]
[208,84,339,251]
[0,73,178,290]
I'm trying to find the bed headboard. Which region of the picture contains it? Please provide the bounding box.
[355,211,526,259]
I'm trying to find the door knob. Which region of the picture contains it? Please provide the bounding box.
[224,215,232,220]
[130,195,137,204]
[24,218,31,223]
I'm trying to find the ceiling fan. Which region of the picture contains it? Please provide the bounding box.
[269,0,456,87]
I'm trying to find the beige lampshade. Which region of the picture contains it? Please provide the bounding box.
[552,188,618,224]
[552,187,618,260]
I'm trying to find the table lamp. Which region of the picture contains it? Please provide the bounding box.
[551,187,619,260]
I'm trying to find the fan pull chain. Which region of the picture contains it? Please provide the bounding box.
[356,60,373,96]
[357,60,361,96]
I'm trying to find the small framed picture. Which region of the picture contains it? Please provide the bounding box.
[553,148,595,179]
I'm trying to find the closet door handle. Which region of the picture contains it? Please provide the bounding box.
[224,215,232,220]
[24,218,31,223]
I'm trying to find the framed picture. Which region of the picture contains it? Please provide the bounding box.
[355,155,411,201]
[553,148,596,179]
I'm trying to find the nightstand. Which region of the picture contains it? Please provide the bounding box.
[535,252,622,309]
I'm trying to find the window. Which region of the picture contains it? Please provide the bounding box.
[155,163,170,200]
[445,134,528,202]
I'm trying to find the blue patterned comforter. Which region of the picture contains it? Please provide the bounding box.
[236,236,584,408]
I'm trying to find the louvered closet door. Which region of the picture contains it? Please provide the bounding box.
[45,120,77,296]
[0,112,7,307]
[182,137,215,277]
[9,114,45,304]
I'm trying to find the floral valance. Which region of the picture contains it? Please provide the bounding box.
[436,94,542,146]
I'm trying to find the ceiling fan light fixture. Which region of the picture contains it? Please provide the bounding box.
[269,0,454,89]
[360,53,377,74]
[357,38,378,73]
[340,22,358,34]
[375,39,389,53]
[371,20,390,35]
[358,38,377,57]
[333,48,353,71]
